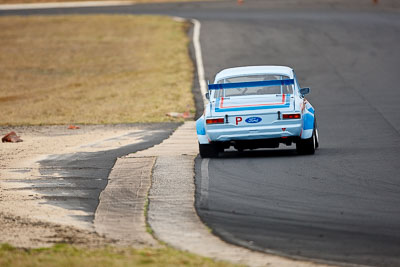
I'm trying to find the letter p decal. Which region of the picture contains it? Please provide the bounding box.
[236,117,242,125]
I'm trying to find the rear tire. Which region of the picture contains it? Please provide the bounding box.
[297,127,317,155]
[315,128,319,149]
[314,119,319,149]
[199,143,220,158]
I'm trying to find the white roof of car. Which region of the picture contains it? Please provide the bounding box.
[214,66,294,82]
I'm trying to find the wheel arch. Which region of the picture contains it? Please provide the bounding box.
[196,116,210,144]
[301,102,316,139]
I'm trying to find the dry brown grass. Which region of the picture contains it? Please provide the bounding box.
[0,15,194,125]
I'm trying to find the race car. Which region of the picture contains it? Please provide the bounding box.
[196,66,319,158]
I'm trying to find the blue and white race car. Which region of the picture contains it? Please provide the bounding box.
[196,66,319,158]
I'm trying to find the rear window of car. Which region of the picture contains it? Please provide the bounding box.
[215,74,293,98]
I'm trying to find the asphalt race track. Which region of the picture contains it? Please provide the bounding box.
[2,1,400,266]
[193,3,400,266]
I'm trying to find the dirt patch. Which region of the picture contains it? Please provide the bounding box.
[0,211,112,248]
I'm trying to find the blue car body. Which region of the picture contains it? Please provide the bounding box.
[196,66,319,157]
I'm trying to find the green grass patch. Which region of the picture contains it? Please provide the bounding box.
[0,243,241,267]
[0,15,194,125]
[144,198,153,235]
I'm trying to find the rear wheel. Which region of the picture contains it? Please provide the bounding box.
[297,123,318,155]
[315,128,319,149]
[199,143,220,158]
[314,119,319,149]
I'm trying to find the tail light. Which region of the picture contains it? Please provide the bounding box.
[206,118,224,124]
[283,113,301,119]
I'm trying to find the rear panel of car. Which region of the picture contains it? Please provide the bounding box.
[205,78,302,141]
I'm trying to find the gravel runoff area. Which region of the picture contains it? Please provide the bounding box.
[0,124,173,248]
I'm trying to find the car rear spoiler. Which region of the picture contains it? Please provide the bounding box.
[208,79,294,90]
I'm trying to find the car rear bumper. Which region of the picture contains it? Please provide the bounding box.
[206,123,302,142]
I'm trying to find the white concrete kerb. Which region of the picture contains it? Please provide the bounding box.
[191,18,209,107]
